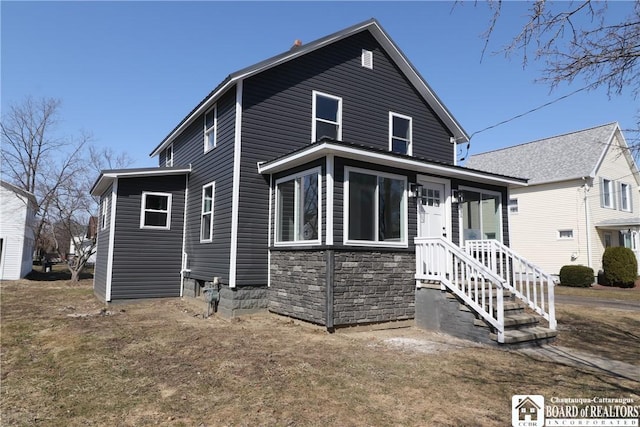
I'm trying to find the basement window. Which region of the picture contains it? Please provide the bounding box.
[558,229,574,240]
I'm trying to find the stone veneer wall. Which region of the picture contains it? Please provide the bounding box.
[268,249,416,327]
[332,251,415,326]
[269,251,327,324]
[183,278,268,318]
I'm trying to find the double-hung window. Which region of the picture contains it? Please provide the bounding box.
[601,178,614,208]
[312,91,341,142]
[620,182,631,212]
[140,192,171,229]
[100,197,108,230]
[275,168,321,245]
[200,182,215,242]
[345,167,407,246]
[389,112,412,155]
[165,144,173,167]
[204,105,217,152]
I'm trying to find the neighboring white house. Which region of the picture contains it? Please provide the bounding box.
[466,122,640,276]
[0,180,37,280]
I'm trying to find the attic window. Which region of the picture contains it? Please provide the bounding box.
[361,49,373,69]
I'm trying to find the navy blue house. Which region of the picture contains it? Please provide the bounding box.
[90,19,527,328]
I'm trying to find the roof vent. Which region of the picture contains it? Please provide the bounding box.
[291,39,303,50]
[361,49,373,69]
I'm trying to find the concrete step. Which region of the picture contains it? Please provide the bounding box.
[490,326,557,345]
[474,312,539,329]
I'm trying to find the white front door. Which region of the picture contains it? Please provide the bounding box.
[417,179,448,239]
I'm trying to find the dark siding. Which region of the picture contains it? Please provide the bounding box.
[238,31,453,285]
[172,88,236,284]
[110,175,185,299]
[93,189,112,301]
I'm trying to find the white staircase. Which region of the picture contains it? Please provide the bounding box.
[415,237,557,346]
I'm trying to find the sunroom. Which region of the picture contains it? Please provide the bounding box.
[257,139,527,329]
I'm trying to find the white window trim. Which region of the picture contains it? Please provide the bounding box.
[458,185,504,244]
[274,167,322,246]
[140,192,172,230]
[100,197,108,230]
[388,112,413,156]
[312,91,342,143]
[557,229,574,240]
[165,143,174,167]
[204,105,217,153]
[619,182,632,212]
[200,182,215,243]
[344,166,408,248]
[601,177,615,209]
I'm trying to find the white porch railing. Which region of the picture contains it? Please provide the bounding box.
[415,236,507,343]
[465,239,556,330]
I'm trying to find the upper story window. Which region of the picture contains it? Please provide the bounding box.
[345,167,407,247]
[165,143,174,167]
[200,182,215,242]
[620,182,631,212]
[389,112,412,155]
[601,178,614,209]
[312,91,342,142]
[140,192,171,230]
[204,105,217,152]
[275,168,321,245]
[509,198,519,214]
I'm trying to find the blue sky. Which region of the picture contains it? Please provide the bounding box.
[2,1,637,169]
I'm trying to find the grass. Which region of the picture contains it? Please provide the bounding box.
[1,276,639,426]
[555,283,640,301]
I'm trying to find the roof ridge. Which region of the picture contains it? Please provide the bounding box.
[469,122,618,158]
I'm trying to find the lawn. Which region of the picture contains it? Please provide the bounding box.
[1,274,639,426]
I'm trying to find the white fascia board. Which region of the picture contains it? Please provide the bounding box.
[258,142,527,187]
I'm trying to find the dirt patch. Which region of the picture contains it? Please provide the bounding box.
[2,278,639,426]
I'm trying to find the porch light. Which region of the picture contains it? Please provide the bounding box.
[409,183,423,198]
[452,189,464,204]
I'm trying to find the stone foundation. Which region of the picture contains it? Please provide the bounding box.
[183,278,268,318]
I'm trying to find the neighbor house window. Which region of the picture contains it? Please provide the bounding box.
[620,182,631,212]
[165,144,173,167]
[345,167,407,246]
[460,188,502,242]
[200,182,215,242]
[275,168,321,245]
[204,105,217,152]
[100,197,108,230]
[312,91,341,142]
[509,198,518,214]
[140,192,171,229]
[601,178,614,208]
[558,229,574,239]
[604,232,612,248]
[389,112,412,155]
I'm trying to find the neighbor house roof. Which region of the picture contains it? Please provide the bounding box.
[0,180,37,208]
[465,122,621,185]
[149,18,469,158]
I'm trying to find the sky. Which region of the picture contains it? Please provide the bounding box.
[2,1,637,169]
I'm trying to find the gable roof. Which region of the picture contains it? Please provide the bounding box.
[465,122,625,185]
[149,18,469,158]
[0,180,37,208]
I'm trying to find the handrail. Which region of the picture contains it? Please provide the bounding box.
[415,236,506,343]
[464,240,556,330]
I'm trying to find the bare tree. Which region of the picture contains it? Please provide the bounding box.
[479,0,639,154]
[1,96,131,281]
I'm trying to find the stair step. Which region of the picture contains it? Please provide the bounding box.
[490,326,557,345]
[473,313,540,329]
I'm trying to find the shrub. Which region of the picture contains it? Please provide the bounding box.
[602,247,637,288]
[559,265,595,287]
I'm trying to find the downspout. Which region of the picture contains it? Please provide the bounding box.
[180,169,190,297]
[583,177,593,270]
